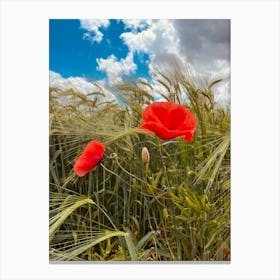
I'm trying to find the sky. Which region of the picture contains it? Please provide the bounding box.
[49,19,230,104]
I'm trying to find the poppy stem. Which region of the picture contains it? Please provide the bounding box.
[114,156,167,207]
[157,138,171,190]
[145,163,149,177]
[115,155,151,189]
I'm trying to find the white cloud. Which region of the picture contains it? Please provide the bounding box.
[120,28,156,54]
[79,19,110,43]
[49,70,115,103]
[96,52,137,86]
[212,79,230,106]
[120,19,230,106]
[89,19,230,105]
[122,19,152,31]
[120,19,180,59]
[93,19,181,88]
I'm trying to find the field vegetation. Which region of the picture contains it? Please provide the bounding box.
[49,64,230,261]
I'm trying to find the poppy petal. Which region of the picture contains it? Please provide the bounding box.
[167,105,189,129]
[139,102,197,142]
[142,102,168,125]
[74,140,105,177]
[184,131,194,142]
[142,102,165,124]
[178,110,197,132]
[140,121,186,140]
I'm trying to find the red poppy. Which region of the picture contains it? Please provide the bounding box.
[222,247,229,254]
[74,140,105,176]
[139,102,197,142]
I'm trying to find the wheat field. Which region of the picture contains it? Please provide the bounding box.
[49,65,230,261]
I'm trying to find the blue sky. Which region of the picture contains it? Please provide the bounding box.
[49,19,230,103]
[50,19,150,83]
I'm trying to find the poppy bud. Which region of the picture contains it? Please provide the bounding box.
[141,147,150,164]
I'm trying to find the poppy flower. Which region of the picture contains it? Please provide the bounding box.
[139,102,197,142]
[222,247,229,254]
[74,140,105,176]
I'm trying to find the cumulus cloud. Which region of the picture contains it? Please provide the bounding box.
[121,19,230,75]
[96,52,137,86]
[91,19,230,104]
[49,70,115,102]
[122,19,153,31]
[172,19,230,89]
[80,19,110,43]
[120,28,156,54]
[120,19,180,59]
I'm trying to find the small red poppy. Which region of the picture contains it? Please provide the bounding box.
[222,247,229,254]
[139,102,197,142]
[74,140,105,177]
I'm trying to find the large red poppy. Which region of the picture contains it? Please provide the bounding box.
[74,140,105,176]
[139,102,197,142]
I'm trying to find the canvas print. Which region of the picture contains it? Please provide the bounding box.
[49,19,230,261]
